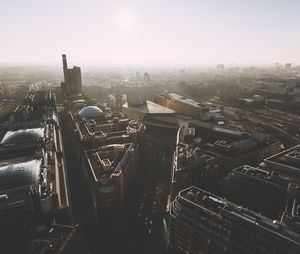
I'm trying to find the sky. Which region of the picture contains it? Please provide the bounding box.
[1,0,300,66]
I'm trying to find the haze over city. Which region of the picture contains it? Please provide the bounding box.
[1,1,300,254]
[1,0,300,66]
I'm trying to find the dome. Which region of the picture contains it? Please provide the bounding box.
[0,128,44,145]
[0,159,41,191]
[78,106,105,118]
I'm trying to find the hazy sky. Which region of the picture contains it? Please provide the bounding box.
[1,0,300,66]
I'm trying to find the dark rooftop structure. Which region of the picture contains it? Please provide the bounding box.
[264,145,300,182]
[220,165,289,218]
[169,186,300,254]
[0,159,41,192]
[170,122,280,201]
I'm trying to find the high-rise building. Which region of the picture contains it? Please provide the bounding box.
[143,72,150,85]
[61,54,83,97]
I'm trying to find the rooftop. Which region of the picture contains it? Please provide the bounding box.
[265,145,300,171]
[0,158,41,192]
[167,92,208,109]
[0,128,44,145]
[221,165,290,190]
[176,186,300,243]
[124,100,175,114]
[78,106,105,118]
[86,143,135,181]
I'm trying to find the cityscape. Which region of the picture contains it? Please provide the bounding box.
[1,1,300,254]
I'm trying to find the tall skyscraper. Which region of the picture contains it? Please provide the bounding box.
[61,54,83,97]
[143,72,150,85]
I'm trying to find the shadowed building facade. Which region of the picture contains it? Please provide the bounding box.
[0,90,70,253]
[170,122,281,202]
[61,54,83,97]
[169,186,300,254]
[65,99,144,226]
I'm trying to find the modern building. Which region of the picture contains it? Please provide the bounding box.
[122,100,175,121]
[264,145,300,182]
[220,165,289,218]
[170,122,280,202]
[154,92,210,121]
[0,90,70,253]
[169,186,300,254]
[61,54,83,97]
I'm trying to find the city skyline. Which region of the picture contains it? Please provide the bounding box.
[1,0,300,66]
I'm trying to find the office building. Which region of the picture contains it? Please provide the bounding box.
[264,145,300,181]
[169,186,300,254]
[122,100,175,121]
[61,54,83,97]
[220,165,289,218]
[154,92,210,121]
[170,122,280,201]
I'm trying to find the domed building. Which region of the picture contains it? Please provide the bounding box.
[78,106,105,119]
[0,128,45,145]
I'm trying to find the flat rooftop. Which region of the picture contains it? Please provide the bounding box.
[178,186,300,243]
[86,143,134,181]
[265,145,300,170]
[233,165,271,178]
[124,100,175,114]
[167,92,208,109]
[222,165,290,189]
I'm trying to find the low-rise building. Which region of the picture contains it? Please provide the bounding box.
[154,92,210,121]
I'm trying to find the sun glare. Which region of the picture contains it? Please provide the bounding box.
[115,8,135,31]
